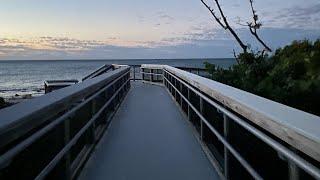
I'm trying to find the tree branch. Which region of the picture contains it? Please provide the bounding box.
[201,0,248,52]
[200,0,226,29]
[233,49,240,64]
[247,0,272,52]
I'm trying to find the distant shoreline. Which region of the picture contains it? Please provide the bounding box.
[0,58,235,62]
[0,59,235,108]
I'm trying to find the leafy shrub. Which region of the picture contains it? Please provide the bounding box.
[205,39,320,116]
[0,97,7,109]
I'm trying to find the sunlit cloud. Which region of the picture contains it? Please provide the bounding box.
[0,26,319,60]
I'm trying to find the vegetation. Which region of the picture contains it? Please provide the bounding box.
[0,97,12,109]
[0,97,6,109]
[205,39,320,116]
[200,0,320,115]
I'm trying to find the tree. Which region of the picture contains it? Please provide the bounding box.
[200,0,272,56]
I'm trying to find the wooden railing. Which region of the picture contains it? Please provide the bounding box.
[141,64,320,180]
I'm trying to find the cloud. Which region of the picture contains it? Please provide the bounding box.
[137,11,175,27]
[264,3,320,29]
[0,26,319,60]
[159,14,175,21]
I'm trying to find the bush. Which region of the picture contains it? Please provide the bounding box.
[205,39,320,116]
[0,97,6,109]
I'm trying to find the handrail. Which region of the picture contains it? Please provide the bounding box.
[163,74,263,180]
[0,72,129,166]
[164,69,320,179]
[141,64,320,179]
[163,65,320,160]
[82,64,114,81]
[142,64,320,161]
[35,79,130,180]
[0,66,129,149]
[0,65,130,179]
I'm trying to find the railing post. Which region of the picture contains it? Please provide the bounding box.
[223,114,229,180]
[142,68,144,80]
[133,66,136,81]
[289,161,299,180]
[151,69,153,82]
[162,71,165,86]
[64,117,71,179]
[200,97,203,140]
[174,78,177,99]
[90,99,97,141]
[180,82,183,106]
[289,149,300,180]
[187,88,191,121]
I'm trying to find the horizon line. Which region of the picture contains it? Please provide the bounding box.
[0,57,235,61]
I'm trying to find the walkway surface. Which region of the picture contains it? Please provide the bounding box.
[79,81,219,180]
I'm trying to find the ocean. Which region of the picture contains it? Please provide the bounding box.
[0,59,234,98]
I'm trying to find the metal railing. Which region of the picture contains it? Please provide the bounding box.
[0,66,130,179]
[129,65,142,81]
[141,64,320,180]
[82,64,114,81]
[133,64,207,81]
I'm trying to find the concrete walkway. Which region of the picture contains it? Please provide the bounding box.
[79,82,219,180]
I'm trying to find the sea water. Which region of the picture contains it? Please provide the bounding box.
[0,59,234,98]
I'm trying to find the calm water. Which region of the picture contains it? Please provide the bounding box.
[0,59,234,98]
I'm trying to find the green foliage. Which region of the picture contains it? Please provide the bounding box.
[0,97,12,109]
[205,39,320,116]
[0,97,6,109]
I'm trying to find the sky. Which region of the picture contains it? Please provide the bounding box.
[0,0,319,60]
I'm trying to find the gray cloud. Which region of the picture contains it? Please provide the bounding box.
[265,3,320,29]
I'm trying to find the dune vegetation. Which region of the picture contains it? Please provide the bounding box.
[205,39,320,116]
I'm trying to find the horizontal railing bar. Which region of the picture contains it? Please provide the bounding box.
[82,64,113,81]
[0,66,130,150]
[164,69,320,179]
[164,65,320,163]
[35,79,130,180]
[0,71,129,166]
[175,66,206,71]
[140,72,163,76]
[163,76,262,180]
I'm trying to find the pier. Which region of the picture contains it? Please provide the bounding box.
[0,64,319,180]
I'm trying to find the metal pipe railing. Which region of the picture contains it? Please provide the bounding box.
[0,66,131,179]
[163,72,262,180]
[35,78,130,180]
[141,65,320,180]
[164,69,320,179]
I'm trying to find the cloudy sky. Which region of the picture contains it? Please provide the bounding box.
[0,0,319,60]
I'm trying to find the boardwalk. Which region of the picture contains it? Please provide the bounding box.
[79,81,219,180]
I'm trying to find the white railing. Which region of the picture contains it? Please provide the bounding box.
[141,64,320,180]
